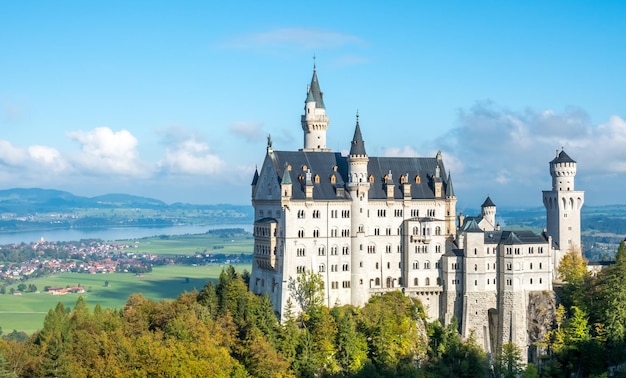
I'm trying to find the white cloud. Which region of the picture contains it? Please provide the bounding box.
[0,140,28,166]
[229,121,264,143]
[67,127,143,176]
[382,146,420,157]
[223,27,365,51]
[434,101,626,206]
[157,127,224,175]
[28,145,68,173]
[0,140,68,174]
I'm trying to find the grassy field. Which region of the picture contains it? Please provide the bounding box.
[0,264,251,334]
[117,231,254,256]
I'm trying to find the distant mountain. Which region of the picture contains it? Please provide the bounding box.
[0,188,252,218]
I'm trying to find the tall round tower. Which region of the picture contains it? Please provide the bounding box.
[543,149,585,267]
[347,115,370,306]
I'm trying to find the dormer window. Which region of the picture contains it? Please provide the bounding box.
[330,175,336,184]
[415,175,421,184]
[302,165,308,171]
[314,174,320,184]
[369,175,374,183]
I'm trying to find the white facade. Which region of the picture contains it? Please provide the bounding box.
[249,67,582,362]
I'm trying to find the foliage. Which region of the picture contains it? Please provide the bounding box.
[494,342,524,378]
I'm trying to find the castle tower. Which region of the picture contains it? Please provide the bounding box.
[347,115,370,306]
[542,150,585,264]
[301,64,330,152]
[481,196,497,231]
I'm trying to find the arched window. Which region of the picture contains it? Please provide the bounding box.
[414,277,419,286]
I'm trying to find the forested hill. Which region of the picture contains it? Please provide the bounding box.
[0,188,253,232]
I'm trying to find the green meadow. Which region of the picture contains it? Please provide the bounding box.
[0,232,254,334]
[117,231,253,256]
[0,264,251,334]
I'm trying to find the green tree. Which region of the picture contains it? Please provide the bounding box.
[558,247,588,283]
[598,240,626,358]
[358,291,427,375]
[331,305,368,375]
[287,270,324,319]
[494,342,524,378]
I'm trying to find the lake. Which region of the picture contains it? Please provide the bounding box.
[0,224,253,245]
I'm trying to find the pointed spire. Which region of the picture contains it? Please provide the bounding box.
[251,167,259,185]
[281,165,292,185]
[349,112,367,156]
[446,172,455,197]
[482,196,496,208]
[305,64,325,109]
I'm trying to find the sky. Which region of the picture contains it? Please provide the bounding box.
[1,1,625,210]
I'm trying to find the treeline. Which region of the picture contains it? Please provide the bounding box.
[540,240,626,376]
[4,241,626,377]
[0,267,489,377]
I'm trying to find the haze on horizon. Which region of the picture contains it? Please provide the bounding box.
[1,2,625,209]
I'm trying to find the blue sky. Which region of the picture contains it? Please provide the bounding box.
[1,1,625,209]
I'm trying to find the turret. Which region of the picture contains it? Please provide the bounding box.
[543,149,585,265]
[281,164,292,202]
[301,64,330,152]
[549,149,577,191]
[347,114,370,306]
[481,196,497,230]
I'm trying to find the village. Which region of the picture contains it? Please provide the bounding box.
[0,237,250,293]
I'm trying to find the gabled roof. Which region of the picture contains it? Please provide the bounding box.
[265,150,448,201]
[305,67,325,109]
[490,230,548,245]
[462,218,483,233]
[551,150,576,164]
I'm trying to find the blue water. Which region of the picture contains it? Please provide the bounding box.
[0,224,252,245]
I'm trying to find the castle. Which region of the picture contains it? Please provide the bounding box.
[249,66,584,360]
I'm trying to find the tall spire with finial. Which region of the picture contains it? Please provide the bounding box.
[301,61,329,151]
[349,111,366,156]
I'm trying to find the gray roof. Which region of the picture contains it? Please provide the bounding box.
[251,168,259,185]
[484,230,548,244]
[481,196,496,208]
[462,218,483,233]
[446,173,455,197]
[551,150,576,164]
[305,68,325,109]
[281,165,292,185]
[267,150,451,201]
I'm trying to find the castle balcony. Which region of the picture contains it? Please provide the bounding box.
[410,235,431,244]
[369,286,443,295]
[254,256,277,271]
